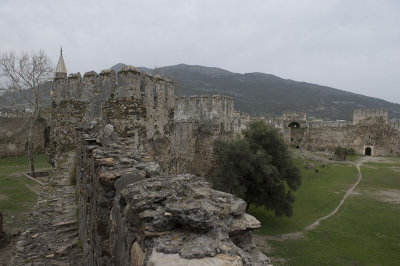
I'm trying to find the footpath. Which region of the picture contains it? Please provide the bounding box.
[9,152,83,265]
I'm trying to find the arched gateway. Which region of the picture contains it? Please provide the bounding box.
[365,147,372,156]
[288,121,300,128]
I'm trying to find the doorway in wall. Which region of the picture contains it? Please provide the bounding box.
[365,147,372,156]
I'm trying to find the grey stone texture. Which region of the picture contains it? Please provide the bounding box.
[76,124,269,265]
[50,66,237,177]
[352,108,388,125]
[264,110,400,156]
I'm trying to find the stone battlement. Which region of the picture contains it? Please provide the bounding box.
[52,66,175,112]
[175,95,234,131]
[281,111,307,121]
[352,108,388,124]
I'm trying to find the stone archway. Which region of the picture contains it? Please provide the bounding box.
[365,147,372,156]
[288,121,300,128]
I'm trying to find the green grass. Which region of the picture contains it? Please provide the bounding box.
[346,154,362,161]
[0,154,49,231]
[254,158,400,265]
[0,153,49,175]
[249,158,358,235]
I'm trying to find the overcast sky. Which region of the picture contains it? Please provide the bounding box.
[1,0,399,103]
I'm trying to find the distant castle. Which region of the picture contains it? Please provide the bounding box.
[50,49,247,176]
[50,49,400,159]
[266,109,400,156]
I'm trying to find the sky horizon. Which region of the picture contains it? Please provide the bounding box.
[1,0,399,104]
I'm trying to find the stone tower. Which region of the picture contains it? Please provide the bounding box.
[55,47,67,79]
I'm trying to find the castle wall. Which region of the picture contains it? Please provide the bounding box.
[76,125,268,265]
[301,119,400,156]
[352,108,388,125]
[50,66,175,167]
[233,111,251,136]
[174,95,235,176]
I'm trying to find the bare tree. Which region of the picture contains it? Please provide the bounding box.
[0,50,53,177]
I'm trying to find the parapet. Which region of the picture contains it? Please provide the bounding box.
[174,95,235,132]
[352,108,388,124]
[52,65,175,108]
[282,111,307,121]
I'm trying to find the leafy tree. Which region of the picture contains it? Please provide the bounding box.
[334,146,356,160]
[0,50,53,177]
[213,120,301,217]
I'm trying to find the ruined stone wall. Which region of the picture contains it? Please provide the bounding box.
[0,117,47,156]
[308,120,350,128]
[233,111,251,136]
[76,125,268,266]
[50,66,175,167]
[301,118,400,155]
[174,95,235,176]
[281,111,307,121]
[352,108,388,125]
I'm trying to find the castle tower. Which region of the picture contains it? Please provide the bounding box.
[55,47,67,79]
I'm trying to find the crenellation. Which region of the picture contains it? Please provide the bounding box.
[81,71,98,102]
[99,69,116,101]
[67,72,82,100]
[352,108,388,125]
[115,66,141,99]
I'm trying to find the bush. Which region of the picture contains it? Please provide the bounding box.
[213,120,301,217]
[334,146,356,160]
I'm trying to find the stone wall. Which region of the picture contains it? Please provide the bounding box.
[352,108,388,125]
[265,110,400,156]
[233,111,251,136]
[0,117,47,157]
[50,66,175,167]
[301,118,400,155]
[174,95,235,176]
[76,125,269,265]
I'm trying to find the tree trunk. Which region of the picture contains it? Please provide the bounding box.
[28,115,35,178]
[0,210,4,240]
[245,200,252,212]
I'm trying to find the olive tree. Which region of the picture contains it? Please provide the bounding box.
[213,120,301,217]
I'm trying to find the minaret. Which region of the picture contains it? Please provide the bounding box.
[55,47,67,79]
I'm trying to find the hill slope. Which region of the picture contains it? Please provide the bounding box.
[112,63,400,120]
[2,64,399,121]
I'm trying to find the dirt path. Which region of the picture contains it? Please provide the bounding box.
[303,160,363,232]
[256,158,365,243]
[8,152,83,265]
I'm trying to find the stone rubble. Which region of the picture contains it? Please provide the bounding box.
[76,124,270,265]
[9,152,83,266]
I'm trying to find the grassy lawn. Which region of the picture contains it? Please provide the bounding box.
[249,158,358,235]
[0,154,49,232]
[253,158,400,265]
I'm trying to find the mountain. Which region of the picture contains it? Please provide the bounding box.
[111,63,400,120]
[2,63,399,121]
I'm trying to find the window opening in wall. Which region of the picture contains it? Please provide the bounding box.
[290,138,293,142]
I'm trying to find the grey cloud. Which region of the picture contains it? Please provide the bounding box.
[1,0,399,103]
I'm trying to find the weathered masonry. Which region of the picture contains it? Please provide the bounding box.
[49,51,269,265]
[267,109,400,156]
